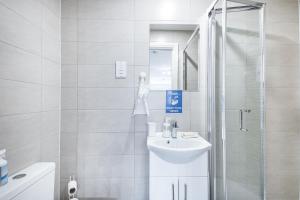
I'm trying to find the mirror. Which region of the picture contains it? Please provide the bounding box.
[149,24,200,91]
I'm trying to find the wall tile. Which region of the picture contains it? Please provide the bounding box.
[78,65,134,88]
[0,80,42,116]
[62,42,77,64]
[134,115,148,133]
[61,110,77,133]
[78,110,134,133]
[0,113,41,151]
[77,155,134,178]
[190,0,212,20]
[134,155,149,178]
[43,5,61,38]
[62,87,77,110]
[42,0,61,17]
[266,109,300,132]
[77,178,134,200]
[267,170,299,200]
[134,42,149,66]
[43,59,61,86]
[265,43,299,66]
[61,133,77,156]
[0,4,42,54]
[134,0,190,21]
[1,0,43,27]
[266,22,299,44]
[6,143,40,174]
[77,133,134,156]
[134,133,148,155]
[134,178,149,200]
[42,85,61,111]
[61,18,77,42]
[267,132,300,172]
[265,0,299,23]
[60,155,77,179]
[61,65,77,87]
[43,32,61,63]
[266,66,300,88]
[266,88,300,110]
[147,91,165,110]
[61,0,77,19]
[78,42,134,65]
[40,132,60,161]
[78,88,134,109]
[78,0,134,20]
[0,43,42,83]
[42,110,60,136]
[134,22,149,43]
[78,20,134,42]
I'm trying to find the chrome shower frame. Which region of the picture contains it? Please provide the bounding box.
[183,26,200,90]
[206,0,266,199]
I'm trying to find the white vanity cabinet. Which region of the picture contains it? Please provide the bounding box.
[149,151,209,200]
[150,177,208,200]
[147,134,211,200]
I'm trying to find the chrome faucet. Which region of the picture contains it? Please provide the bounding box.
[170,120,179,138]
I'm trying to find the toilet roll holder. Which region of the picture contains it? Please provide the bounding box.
[68,176,78,200]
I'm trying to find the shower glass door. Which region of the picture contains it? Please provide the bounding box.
[225,1,264,199]
[209,0,265,199]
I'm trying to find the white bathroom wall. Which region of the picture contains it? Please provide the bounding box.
[0,0,61,199]
[60,0,300,200]
[60,0,212,199]
[264,0,300,199]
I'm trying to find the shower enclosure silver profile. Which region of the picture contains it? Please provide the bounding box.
[206,0,265,199]
[183,26,200,90]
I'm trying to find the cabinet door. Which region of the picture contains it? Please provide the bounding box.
[150,177,178,200]
[179,177,208,200]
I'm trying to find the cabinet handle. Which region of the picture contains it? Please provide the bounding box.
[184,184,187,200]
[172,184,175,200]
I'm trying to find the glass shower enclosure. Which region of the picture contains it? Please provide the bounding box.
[206,0,265,199]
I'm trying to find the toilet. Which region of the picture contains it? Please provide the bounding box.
[0,162,117,200]
[0,162,55,200]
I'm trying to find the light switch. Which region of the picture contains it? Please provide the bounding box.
[115,61,127,79]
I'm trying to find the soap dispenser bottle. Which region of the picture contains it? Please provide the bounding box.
[162,117,171,138]
[0,149,8,186]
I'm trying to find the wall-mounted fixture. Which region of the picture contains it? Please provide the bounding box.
[133,72,150,116]
[115,61,127,79]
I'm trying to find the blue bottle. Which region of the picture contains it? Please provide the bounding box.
[0,149,8,186]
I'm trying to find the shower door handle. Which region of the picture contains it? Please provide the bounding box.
[240,109,251,132]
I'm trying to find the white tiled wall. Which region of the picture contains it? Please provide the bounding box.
[0,0,61,199]
[265,0,300,199]
[60,0,300,200]
[60,0,211,199]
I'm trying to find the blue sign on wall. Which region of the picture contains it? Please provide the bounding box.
[166,90,182,113]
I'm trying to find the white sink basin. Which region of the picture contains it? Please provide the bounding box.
[147,132,211,163]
